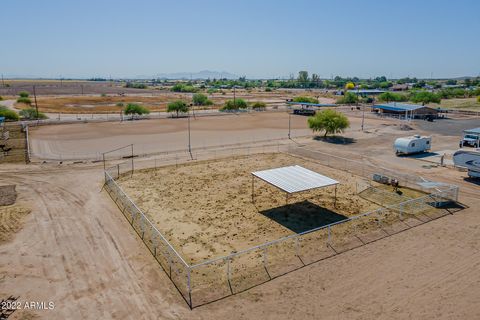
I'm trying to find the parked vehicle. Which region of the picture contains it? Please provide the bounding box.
[394,135,432,155]
[453,149,480,178]
[459,127,480,148]
[293,107,316,116]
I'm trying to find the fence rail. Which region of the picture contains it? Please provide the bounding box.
[102,144,459,308]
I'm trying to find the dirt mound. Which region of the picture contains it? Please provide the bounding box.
[0,185,16,206]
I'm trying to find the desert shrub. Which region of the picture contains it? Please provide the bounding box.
[292,96,319,104]
[116,102,124,107]
[18,91,29,98]
[251,101,267,110]
[308,109,350,137]
[124,103,150,116]
[101,93,107,97]
[265,87,272,92]
[125,82,147,89]
[221,98,248,110]
[0,96,3,101]
[410,91,441,105]
[0,106,19,121]
[16,97,32,105]
[19,108,47,119]
[192,93,213,106]
[378,92,407,102]
[207,88,218,94]
[171,83,198,93]
[336,92,358,104]
[477,96,480,103]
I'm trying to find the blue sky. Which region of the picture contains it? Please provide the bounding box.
[1,0,479,79]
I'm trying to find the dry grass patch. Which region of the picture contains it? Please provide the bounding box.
[0,204,31,243]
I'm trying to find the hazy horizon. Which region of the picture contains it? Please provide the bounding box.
[1,0,479,79]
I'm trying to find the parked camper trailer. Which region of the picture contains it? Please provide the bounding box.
[453,149,480,178]
[394,135,431,155]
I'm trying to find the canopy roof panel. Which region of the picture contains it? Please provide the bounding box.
[252,165,339,194]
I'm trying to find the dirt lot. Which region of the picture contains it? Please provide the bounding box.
[428,97,480,111]
[1,111,480,319]
[28,111,402,161]
[117,153,383,264]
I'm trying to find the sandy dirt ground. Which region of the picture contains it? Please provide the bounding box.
[28,111,404,161]
[116,153,382,264]
[1,113,480,319]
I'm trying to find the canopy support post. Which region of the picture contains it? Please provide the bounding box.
[334,184,337,208]
[251,175,255,203]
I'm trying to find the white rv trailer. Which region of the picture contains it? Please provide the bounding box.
[453,149,480,178]
[394,135,432,155]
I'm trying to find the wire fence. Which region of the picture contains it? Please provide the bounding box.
[102,144,460,308]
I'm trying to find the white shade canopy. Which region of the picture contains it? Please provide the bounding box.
[252,165,339,194]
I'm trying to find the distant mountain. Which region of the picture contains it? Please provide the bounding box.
[154,70,239,80]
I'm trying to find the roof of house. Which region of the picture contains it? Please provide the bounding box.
[348,89,386,94]
[251,165,339,194]
[286,101,336,107]
[373,103,430,112]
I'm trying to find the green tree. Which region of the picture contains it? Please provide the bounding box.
[410,91,441,105]
[336,92,358,104]
[123,103,150,118]
[0,106,19,121]
[19,108,48,119]
[292,96,319,104]
[222,98,248,110]
[167,100,189,117]
[308,109,350,137]
[16,97,32,105]
[298,71,309,87]
[192,93,213,106]
[345,82,355,90]
[18,91,30,98]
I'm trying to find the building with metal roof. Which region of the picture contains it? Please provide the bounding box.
[348,89,386,95]
[286,101,336,107]
[372,103,439,119]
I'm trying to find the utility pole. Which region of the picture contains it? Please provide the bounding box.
[1,74,4,87]
[33,85,39,119]
[288,112,291,139]
[233,85,236,108]
[187,111,191,155]
[81,84,84,95]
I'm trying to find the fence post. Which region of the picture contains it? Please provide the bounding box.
[187,267,192,309]
[117,164,120,178]
[295,237,300,257]
[263,247,268,269]
[328,226,331,244]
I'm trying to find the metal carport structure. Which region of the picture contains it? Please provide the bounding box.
[251,165,339,205]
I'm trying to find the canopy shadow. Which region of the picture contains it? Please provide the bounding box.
[259,200,348,233]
